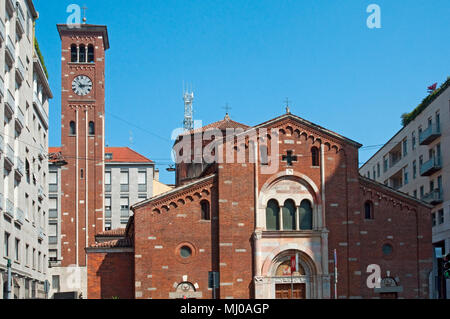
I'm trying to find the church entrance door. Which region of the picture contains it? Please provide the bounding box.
[275,284,306,299]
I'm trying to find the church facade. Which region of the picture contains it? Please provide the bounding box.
[86,112,433,299]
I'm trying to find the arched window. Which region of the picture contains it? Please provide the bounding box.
[89,121,95,135]
[69,121,76,135]
[88,44,95,63]
[201,200,210,221]
[364,201,374,220]
[299,200,313,230]
[282,199,296,231]
[311,147,320,167]
[70,44,78,62]
[79,44,86,63]
[266,199,280,231]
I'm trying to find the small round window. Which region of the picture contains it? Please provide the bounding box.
[382,244,393,256]
[180,246,192,259]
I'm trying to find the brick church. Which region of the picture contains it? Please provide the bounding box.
[86,111,433,299]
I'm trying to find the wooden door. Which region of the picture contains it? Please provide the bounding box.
[275,284,306,299]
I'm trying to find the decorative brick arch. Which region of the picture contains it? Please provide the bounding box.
[261,245,321,276]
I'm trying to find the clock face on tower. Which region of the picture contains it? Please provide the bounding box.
[72,75,93,96]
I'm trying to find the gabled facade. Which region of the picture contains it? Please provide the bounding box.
[86,112,432,299]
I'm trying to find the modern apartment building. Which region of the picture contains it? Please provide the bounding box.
[47,146,155,297]
[0,0,52,299]
[360,79,450,299]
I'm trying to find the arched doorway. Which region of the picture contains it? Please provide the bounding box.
[269,250,318,299]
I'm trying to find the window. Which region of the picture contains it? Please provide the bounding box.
[88,121,95,135]
[404,167,409,185]
[282,199,296,230]
[120,171,129,185]
[311,147,320,167]
[25,244,29,266]
[15,238,20,262]
[382,244,393,256]
[138,171,147,185]
[105,197,112,211]
[432,213,436,227]
[402,139,408,156]
[180,246,192,259]
[88,44,95,63]
[32,248,36,269]
[52,275,60,292]
[420,186,424,198]
[377,163,380,178]
[201,201,210,221]
[373,167,376,180]
[79,44,86,63]
[412,132,416,150]
[383,156,388,172]
[49,223,57,244]
[70,44,77,62]
[364,201,374,220]
[299,200,313,230]
[413,161,417,179]
[266,200,280,231]
[80,169,84,180]
[436,112,441,132]
[69,121,76,135]
[413,190,417,198]
[4,233,10,257]
[105,153,113,160]
[120,197,129,216]
[49,249,57,262]
[438,209,444,225]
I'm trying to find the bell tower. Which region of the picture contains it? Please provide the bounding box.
[57,24,109,271]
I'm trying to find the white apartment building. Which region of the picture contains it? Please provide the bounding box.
[0,0,52,299]
[360,79,450,299]
[47,147,155,298]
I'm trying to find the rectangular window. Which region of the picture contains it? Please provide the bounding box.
[120,171,129,185]
[377,163,380,178]
[412,132,416,150]
[138,171,147,185]
[52,275,60,292]
[383,156,388,172]
[420,186,424,198]
[120,197,129,210]
[105,171,111,185]
[413,190,417,198]
[404,168,409,185]
[25,244,29,266]
[32,248,36,269]
[15,238,20,262]
[49,249,57,262]
[38,251,41,272]
[49,171,58,185]
[438,209,444,224]
[413,161,417,179]
[105,197,112,211]
[403,139,408,156]
[4,232,10,257]
[432,213,436,227]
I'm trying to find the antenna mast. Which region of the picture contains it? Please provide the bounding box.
[183,88,194,131]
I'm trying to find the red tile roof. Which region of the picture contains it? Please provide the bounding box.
[96,228,126,237]
[89,237,133,249]
[48,147,153,163]
[181,114,249,136]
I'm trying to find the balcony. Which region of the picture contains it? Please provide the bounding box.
[0,19,5,43]
[5,198,14,219]
[0,75,4,98]
[33,91,49,128]
[0,134,4,154]
[15,105,25,130]
[38,227,45,240]
[16,6,25,35]
[5,144,14,168]
[5,36,15,63]
[5,90,15,116]
[422,189,443,206]
[420,157,442,177]
[0,193,3,211]
[14,157,24,177]
[419,124,441,145]
[15,207,24,225]
[38,185,44,199]
[15,56,25,82]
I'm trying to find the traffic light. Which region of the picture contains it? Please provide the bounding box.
[444,253,450,280]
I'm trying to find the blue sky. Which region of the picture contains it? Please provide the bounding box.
[34,0,450,184]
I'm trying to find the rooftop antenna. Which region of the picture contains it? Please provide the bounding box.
[183,84,194,131]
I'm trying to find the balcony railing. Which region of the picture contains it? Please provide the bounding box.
[0,19,5,42]
[33,91,49,126]
[16,6,25,35]
[419,124,441,145]
[15,157,24,176]
[49,184,58,193]
[138,184,147,192]
[49,209,58,219]
[0,75,4,98]
[15,207,24,225]
[105,210,112,218]
[5,35,15,62]
[49,236,57,245]
[38,227,45,240]
[38,185,44,199]
[5,144,14,167]
[422,189,443,206]
[420,157,442,177]
[105,184,111,192]
[15,56,25,82]
[5,198,14,219]
[120,210,129,218]
[5,89,15,115]
[15,105,25,129]
[120,184,129,192]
